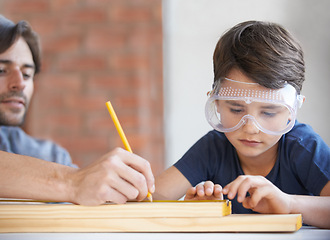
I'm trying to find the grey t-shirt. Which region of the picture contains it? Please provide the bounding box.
[0,126,76,167]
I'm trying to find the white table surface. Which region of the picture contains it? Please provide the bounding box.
[0,227,329,240]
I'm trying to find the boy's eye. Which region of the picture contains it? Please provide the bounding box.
[230,108,243,114]
[261,111,276,117]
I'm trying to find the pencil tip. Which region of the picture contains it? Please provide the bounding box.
[147,192,153,202]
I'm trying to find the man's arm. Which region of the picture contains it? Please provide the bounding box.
[0,148,154,205]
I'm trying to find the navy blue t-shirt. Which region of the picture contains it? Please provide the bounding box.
[174,122,330,214]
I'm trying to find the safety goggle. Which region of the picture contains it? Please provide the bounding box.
[205,78,304,135]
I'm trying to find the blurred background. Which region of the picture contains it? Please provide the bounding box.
[0,0,329,175]
[0,0,164,174]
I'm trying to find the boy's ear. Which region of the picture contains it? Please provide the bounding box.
[297,95,305,108]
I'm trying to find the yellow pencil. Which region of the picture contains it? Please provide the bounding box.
[105,101,153,202]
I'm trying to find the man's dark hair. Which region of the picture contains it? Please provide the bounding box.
[0,15,41,74]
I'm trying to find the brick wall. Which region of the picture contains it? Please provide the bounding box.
[0,0,164,175]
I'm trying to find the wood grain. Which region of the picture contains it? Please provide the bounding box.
[0,200,231,219]
[0,200,302,233]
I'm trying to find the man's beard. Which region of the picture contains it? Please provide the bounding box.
[0,92,28,126]
[0,110,26,126]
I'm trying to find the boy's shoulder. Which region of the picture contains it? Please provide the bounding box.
[199,130,234,153]
[284,121,329,151]
[287,121,321,139]
[203,129,229,143]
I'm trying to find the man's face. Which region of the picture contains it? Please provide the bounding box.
[0,37,35,126]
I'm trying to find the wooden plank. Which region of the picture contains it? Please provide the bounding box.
[0,200,302,233]
[0,200,231,219]
[0,214,302,233]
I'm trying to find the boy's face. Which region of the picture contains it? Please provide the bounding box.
[0,37,35,126]
[223,69,282,158]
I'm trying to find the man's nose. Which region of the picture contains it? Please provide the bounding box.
[8,68,26,91]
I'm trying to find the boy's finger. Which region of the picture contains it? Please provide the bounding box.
[236,176,268,203]
[214,184,223,199]
[204,181,215,196]
[223,176,247,199]
[185,187,197,198]
[196,184,205,197]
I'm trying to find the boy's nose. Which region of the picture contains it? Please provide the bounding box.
[242,118,260,134]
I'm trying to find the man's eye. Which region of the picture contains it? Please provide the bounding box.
[22,72,34,80]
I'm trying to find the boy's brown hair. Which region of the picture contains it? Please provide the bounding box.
[213,21,305,94]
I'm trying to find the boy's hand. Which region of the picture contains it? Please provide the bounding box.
[184,181,223,201]
[223,175,291,213]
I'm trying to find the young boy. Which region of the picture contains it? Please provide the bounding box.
[154,21,330,228]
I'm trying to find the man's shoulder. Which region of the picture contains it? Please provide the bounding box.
[0,126,74,166]
[1,126,47,145]
[0,126,31,142]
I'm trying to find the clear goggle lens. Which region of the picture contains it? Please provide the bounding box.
[205,78,304,135]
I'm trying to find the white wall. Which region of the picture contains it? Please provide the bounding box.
[163,0,330,167]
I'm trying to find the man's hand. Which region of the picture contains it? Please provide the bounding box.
[68,148,155,205]
[184,181,223,201]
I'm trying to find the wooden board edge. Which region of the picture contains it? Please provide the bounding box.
[0,214,302,233]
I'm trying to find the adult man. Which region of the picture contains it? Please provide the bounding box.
[0,15,154,205]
